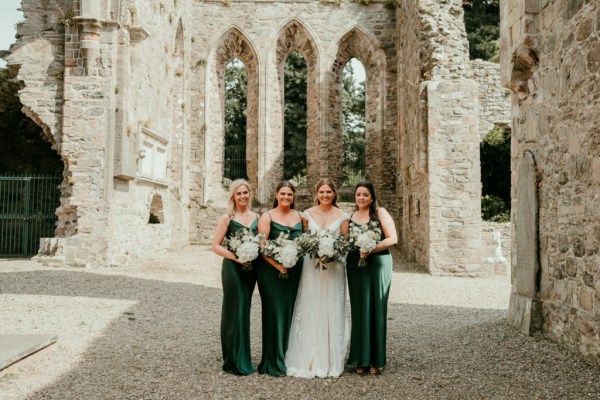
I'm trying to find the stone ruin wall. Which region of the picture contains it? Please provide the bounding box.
[8,0,194,267]
[398,0,483,276]
[471,59,512,274]
[6,0,72,235]
[471,59,512,140]
[481,221,510,275]
[396,0,428,268]
[105,0,194,265]
[7,0,399,264]
[6,0,512,276]
[501,0,600,365]
[188,0,398,241]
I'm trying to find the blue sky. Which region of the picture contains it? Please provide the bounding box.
[0,0,22,67]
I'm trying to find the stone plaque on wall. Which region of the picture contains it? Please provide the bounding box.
[139,127,169,184]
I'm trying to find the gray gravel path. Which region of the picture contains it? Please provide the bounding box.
[0,259,599,399]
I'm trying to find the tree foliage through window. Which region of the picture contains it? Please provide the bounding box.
[463,0,500,61]
[222,54,367,185]
[283,52,308,182]
[342,59,366,185]
[223,59,248,180]
[480,124,511,222]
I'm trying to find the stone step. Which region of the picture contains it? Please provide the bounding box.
[0,334,57,371]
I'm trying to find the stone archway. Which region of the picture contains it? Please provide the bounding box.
[205,27,259,201]
[328,27,383,188]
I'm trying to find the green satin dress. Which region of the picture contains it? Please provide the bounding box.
[346,220,392,369]
[220,218,258,375]
[256,217,303,376]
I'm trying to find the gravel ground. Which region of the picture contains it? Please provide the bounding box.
[0,246,599,399]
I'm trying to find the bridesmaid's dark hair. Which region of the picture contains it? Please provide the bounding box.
[273,180,296,209]
[314,178,339,207]
[354,181,379,222]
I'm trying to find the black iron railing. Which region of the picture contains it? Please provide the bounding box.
[0,174,62,257]
[223,145,247,180]
[342,146,365,186]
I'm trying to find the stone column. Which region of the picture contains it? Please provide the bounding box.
[509,151,542,334]
[76,18,103,75]
[427,78,483,276]
[260,50,285,204]
[113,28,135,180]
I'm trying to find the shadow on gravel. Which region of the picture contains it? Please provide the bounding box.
[2,271,599,400]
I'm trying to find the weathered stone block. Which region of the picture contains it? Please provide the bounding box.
[578,287,593,312]
[515,151,538,297]
[509,290,543,335]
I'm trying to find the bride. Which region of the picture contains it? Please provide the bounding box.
[285,178,349,378]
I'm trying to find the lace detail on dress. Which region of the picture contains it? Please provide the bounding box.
[285,211,350,378]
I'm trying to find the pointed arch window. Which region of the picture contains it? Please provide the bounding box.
[223,58,248,180]
[283,51,308,184]
[342,58,366,186]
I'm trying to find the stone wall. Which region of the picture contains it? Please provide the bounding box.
[481,221,510,275]
[6,0,71,233]
[8,0,194,267]
[472,59,512,276]
[396,0,428,266]
[501,0,600,365]
[471,59,512,140]
[188,0,398,240]
[398,0,483,275]
[6,0,501,277]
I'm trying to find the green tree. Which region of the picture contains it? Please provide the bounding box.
[223,59,248,180]
[222,53,310,182]
[0,68,62,174]
[283,52,308,181]
[342,59,366,185]
[222,54,366,185]
[463,0,500,61]
[480,124,511,221]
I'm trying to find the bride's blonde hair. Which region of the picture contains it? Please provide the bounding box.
[227,179,252,217]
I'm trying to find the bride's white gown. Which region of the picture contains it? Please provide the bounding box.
[285,212,349,378]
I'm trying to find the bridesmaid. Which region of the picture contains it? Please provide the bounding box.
[211,179,260,375]
[346,181,397,375]
[256,181,304,376]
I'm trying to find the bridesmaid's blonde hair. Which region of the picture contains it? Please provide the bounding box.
[314,178,339,207]
[227,179,252,217]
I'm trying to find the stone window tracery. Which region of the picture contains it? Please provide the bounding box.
[208,28,259,194]
[223,58,249,181]
[341,58,366,186]
[275,20,319,188]
[329,27,382,186]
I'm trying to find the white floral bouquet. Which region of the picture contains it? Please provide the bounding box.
[222,229,264,271]
[261,232,301,279]
[297,230,348,270]
[348,221,382,267]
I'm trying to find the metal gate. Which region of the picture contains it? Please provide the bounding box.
[223,144,247,180]
[0,175,62,258]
